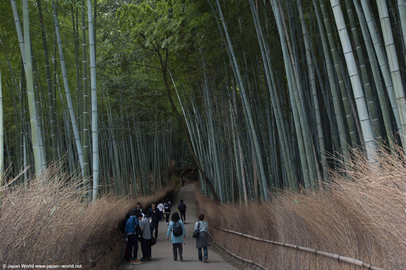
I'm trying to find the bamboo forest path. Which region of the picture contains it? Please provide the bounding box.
[117,182,240,270]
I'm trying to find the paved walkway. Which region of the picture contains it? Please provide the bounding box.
[117,183,238,270]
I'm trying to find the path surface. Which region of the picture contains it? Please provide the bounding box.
[117,183,239,270]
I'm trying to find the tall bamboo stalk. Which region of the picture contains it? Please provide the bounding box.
[0,69,3,183]
[376,0,406,149]
[214,0,269,200]
[87,0,99,200]
[330,0,377,160]
[81,0,90,198]
[52,0,84,174]
[23,0,43,174]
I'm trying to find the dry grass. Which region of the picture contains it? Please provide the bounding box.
[196,146,406,270]
[0,166,175,269]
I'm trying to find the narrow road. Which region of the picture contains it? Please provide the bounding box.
[117,183,239,270]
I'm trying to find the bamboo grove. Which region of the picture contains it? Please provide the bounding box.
[0,0,405,203]
[0,0,181,200]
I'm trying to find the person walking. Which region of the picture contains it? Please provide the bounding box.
[149,203,161,239]
[177,199,187,223]
[194,214,210,263]
[137,213,152,261]
[166,212,186,261]
[124,211,142,265]
[164,201,172,225]
[157,201,165,221]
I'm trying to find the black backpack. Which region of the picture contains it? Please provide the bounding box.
[164,203,170,213]
[178,203,186,211]
[172,221,182,237]
[132,217,142,238]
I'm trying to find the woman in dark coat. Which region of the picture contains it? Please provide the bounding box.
[194,213,210,262]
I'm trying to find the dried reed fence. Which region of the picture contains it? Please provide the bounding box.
[0,166,175,269]
[195,147,406,269]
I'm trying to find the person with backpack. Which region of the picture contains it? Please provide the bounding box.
[166,212,186,261]
[194,213,210,263]
[164,201,172,225]
[124,210,142,265]
[177,199,187,223]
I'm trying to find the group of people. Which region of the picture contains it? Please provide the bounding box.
[122,202,152,265]
[121,200,209,265]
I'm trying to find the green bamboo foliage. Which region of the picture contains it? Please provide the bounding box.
[3,0,406,203]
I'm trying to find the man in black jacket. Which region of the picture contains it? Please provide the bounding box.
[177,199,187,223]
[149,203,161,239]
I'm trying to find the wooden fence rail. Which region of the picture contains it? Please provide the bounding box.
[214,227,385,270]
